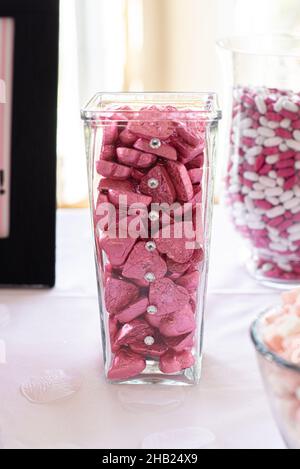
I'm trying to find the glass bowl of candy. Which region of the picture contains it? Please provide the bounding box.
[251,289,300,449]
[218,35,300,288]
[81,93,221,385]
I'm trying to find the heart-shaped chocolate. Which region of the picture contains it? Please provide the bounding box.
[188,168,203,184]
[122,241,167,283]
[108,188,152,208]
[166,257,191,275]
[149,278,190,315]
[134,138,177,161]
[107,349,146,380]
[159,350,195,374]
[117,147,157,169]
[100,145,116,161]
[128,111,176,140]
[163,332,194,352]
[98,178,133,193]
[186,154,204,170]
[105,278,139,315]
[97,160,132,180]
[119,128,137,145]
[109,316,120,353]
[117,297,149,324]
[177,125,202,147]
[114,319,155,347]
[155,223,195,264]
[100,235,137,268]
[130,333,168,358]
[103,123,119,145]
[166,161,194,202]
[159,304,196,337]
[139,165,176,204]
[176,271,200,293]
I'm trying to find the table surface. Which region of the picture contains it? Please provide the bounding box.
[0,208,286,449]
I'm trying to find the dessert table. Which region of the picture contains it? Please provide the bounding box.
[0,208,285,449]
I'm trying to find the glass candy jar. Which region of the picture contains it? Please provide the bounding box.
[218,35,300,288]
[81,93,221,385]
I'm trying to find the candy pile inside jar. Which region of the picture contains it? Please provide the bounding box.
[94,106,206,380]
[262,289,300,440]
[226,86,300,282]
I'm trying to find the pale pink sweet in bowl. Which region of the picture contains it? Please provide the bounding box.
[251,289,300,449]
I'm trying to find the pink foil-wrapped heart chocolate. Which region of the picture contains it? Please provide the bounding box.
[188,168,203,184]
[109,316,120,353]
[134,138,177,161]
[166,161,194,202]
[130,334,168,358]
[177,125,201,147]
[164,332,194,352]
[128,112,176,140]
[119,128,137,145]
[159,304,196,337]
[155,224,195,264]
[173,138,204,164]
[139,165,176,204]
[117,147,157,168]
[149,278,190,315]
[159,350,195,374]
[98,178,133,193]
[117,297,149,323]
[100,145,116,161]
[186,154,204,170]
[115,319,155,347]
[166,257,191,275]
[108,349,146,380]
[97,160,132,180]
[103,123,119,145]
[100,235,137,267]
[122,241,167,283]
[176,271,200,293]
[108,188,152,208]
[105,278,139,314]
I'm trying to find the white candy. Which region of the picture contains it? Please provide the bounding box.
[242,186,250,195]
[268,121,280,130]
[259,176,276,188]
[266,206,285,219]
[287,139,300,152]
[248,221,265,230]
[269,243,288,252]
[249,191,265,200]
[245,196,254,211]
[280,118,291,129]
[268,171,277,179]
[257,127,275,138]
[278,263,292,272]
[265,187,283,197]
[291,205,300,214]
[295,161,300,170]
[277,177,284,187]
[228,184,241,194]
[279,143,288,152]
[284,198,300,210]
[294,186,300,198]
[255,137,265,146]
[264,137,282,147]
[293,130,300,142]
[262,263,273,273]
[288,223,300,234]
[244,171,259,182]
[283,100,299,113]
[240,118,253,129]
[246,146,262,158]
[274,97,286,113]
[266,155,279,164]
[259,116,269,127]
[289,232,300,242]
[280,191,294,203]
[253,183,265,191]
[266,197,280,206]
[243,129,258,138]
[255,96,267,114]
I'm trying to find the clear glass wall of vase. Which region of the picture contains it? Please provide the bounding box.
[81,93,221,385]
[218,35,300,289]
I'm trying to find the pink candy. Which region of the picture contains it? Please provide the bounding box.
[93,105,206,381]
[226,86,300,282]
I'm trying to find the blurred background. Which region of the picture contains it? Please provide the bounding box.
[57,0,300,207]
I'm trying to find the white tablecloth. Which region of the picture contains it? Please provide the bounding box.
[0,208,286,449]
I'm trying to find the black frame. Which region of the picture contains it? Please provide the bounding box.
[0,0,59,287]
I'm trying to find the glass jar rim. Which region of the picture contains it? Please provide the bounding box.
[250,308,300,374]
[217,34,300,59]
[81,92,222,123]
